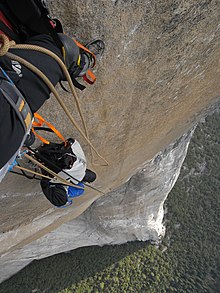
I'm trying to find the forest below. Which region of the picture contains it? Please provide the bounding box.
[0,107,219,293]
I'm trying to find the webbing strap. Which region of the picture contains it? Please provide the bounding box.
[32,112,66,145]
[83,69,96,84]
[74,41,97,86]
[75,40,96,67]
[0,78,33,131]
[71,77,86,91]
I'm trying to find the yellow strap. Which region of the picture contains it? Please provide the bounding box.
[18,99,25,111]
[24,112,32,130]
[75,40,96,67]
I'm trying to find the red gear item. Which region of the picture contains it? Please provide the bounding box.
[0,10,14,40]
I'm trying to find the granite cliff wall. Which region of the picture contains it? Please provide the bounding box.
[0,129,195,282]
[0,0,220,282]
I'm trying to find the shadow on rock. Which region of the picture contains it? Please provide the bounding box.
[0,241,149,293]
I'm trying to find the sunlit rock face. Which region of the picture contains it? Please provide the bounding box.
[83,130,195,243]
[0,129,193,282]
[0,0,220,282]
[48,0,220,189]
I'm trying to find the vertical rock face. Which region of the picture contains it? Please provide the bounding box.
[48,0,220,188]
[80,129,195,243]
[0,129,194,282]
[0,0,220,282]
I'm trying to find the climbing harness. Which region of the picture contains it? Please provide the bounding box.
[0,67,33,132]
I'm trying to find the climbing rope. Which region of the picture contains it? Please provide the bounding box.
[10,169,41,180]
[14,165,55,181]
[0,34,15,56]
[6,51,109,166]
[0,34,109,166]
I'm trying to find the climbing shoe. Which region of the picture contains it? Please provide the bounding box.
[85,39,105,61]
[78,39,105,77]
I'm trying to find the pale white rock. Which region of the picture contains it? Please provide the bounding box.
[0,129,194,282]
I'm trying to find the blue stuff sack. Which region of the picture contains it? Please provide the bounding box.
[68,182,85,198]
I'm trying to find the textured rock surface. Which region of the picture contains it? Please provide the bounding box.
[0,0,220,282]
[0,129,194,282]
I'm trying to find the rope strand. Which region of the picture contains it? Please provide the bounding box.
[6,51,109,166]
[12,44,109,166]
[0,34,108,165]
